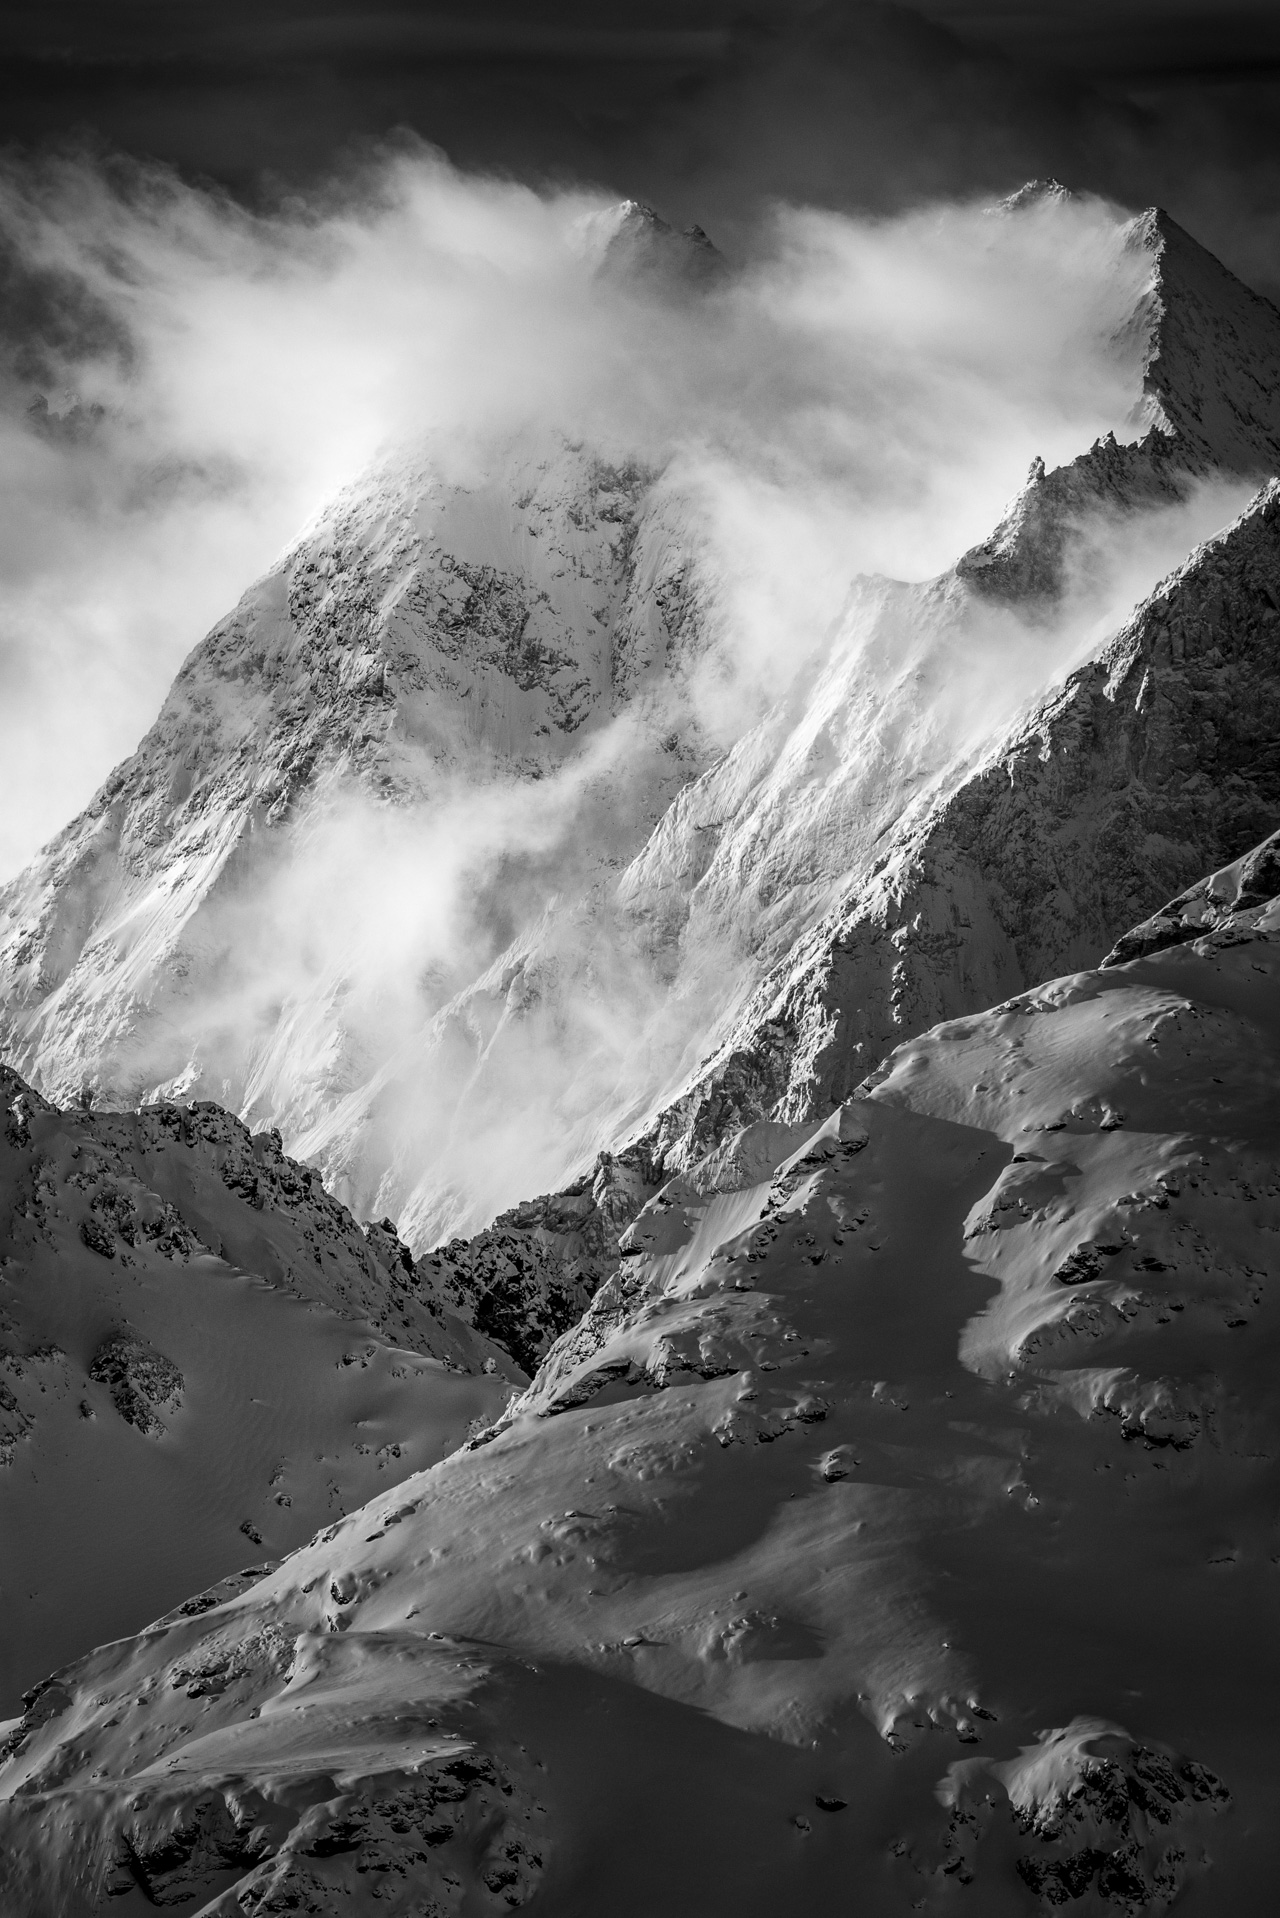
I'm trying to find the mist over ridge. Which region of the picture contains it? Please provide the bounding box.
[2,153,1277,1256]
[0,149,1156,879]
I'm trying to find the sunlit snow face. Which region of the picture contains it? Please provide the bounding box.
[0,151,1159,877]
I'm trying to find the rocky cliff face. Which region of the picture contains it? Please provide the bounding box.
[616,199,1280,1171]
[3,859,1275,1914]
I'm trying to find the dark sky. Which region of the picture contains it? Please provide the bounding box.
[3,3,1280,284]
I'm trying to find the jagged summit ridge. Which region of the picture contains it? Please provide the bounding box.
[591,197,722,283]
[957,198,1280,602]
[636,478,1280,1166]
[1129,204,1280,472]
[997,177,1074,213]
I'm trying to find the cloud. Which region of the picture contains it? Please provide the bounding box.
[0,147,1157,877]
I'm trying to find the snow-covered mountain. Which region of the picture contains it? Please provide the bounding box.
[3,842,1276,1914]
[651,476,1280,1166]
[0,1065,515,1714]
[2,180,1280,1918]
[405,198,1280,1351]
[5,193,1280,1267]
[576,199,1280,1160]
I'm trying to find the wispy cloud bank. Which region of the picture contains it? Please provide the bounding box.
[0,148,1156,876]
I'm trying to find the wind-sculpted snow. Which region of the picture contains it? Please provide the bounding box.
[0,1066,513,1711]
[3,895,1276,1913]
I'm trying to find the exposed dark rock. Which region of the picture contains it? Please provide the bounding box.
[421,1139,662,1373]
[1104,825,1280,965]
[88,1332,184,1436]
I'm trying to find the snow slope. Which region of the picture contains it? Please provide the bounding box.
[3,855,1277,1914]
[0,1069,514,1715]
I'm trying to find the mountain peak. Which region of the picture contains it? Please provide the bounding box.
[593,197,723,285]
[1125,202,1280,474]
[956,199,1280,601]
[998,177,1074,213]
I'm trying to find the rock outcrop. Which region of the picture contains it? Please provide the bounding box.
[420,1139,662,1374]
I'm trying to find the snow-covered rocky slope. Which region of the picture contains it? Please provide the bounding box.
[4,193,1279,1264]
[3,849,1277,1915]
[0,1068,514,1715]
[648,478,1280,1164]
[0,205,719,1231]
